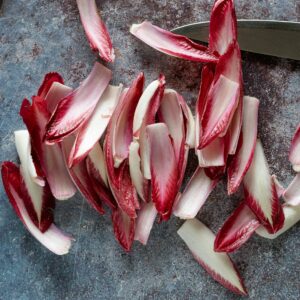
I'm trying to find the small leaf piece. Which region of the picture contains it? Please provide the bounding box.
[173,168,218,219]
[243,140,285,233]
[130,21,218,63]
[1,162,72,255]
[214,202,260,252]
[209,0,237,55]
[112,207,135,251]
[46,62,112,143]
[178,219,247,295]
[37,72,64,100]
[146,123,178,220]
[76,0,115,62]
[227,96,259,194]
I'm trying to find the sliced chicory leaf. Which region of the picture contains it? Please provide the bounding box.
[69,84,123,167]
[112,207,135,251]
[129,140,149,202]
[227,96,259,195]
[178,219,247,295]
[37,72,64,100]
[243,140,285,234]
[256,204,300,239]
[283,173,300,206]
[1,162,72,255]
[76,0,115,62]
[14,131,54,232]
[130,21,218,63]
[45,62,112,143]
[196,137,226,167]
[214,202,260,253]
[45,82,73,114]
[209,0,237,55]
[173,167,218,219]
[134,202,157,245]
[87,142,108,187]
[62,135,105,215]
[146,123,178,220]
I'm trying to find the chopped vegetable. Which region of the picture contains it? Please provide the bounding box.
[178,219,247,295]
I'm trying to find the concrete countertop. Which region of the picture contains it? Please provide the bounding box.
[0,1,299,299]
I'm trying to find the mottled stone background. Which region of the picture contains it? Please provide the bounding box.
[0,0,299,299]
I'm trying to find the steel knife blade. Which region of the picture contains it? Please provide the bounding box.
[172,20,300,60]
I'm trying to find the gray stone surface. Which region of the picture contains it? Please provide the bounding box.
[0,0,299,299]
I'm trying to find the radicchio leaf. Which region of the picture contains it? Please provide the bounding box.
[178,219,247,295]
[76,0,115,62]
[130,21,218,63]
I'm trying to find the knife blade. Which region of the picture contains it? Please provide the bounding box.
[172,20,300,60]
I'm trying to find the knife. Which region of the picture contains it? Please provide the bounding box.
[172,20,300,60]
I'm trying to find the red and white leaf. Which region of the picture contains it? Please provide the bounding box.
[243,140,285,233]
[289,124,300,172]
[14,131,55,232]
[134,202,157,245]
[112,77,144,168]
[158,89,185,164]
[129,140,148,202]
[178,94,195,148]
[69,84,122,167]
[146,123,178,220]
[46,62,112,143]
[112,207,135,251]
[283,173,300,206]
[62,135,105,215]
[214,202,260,253]
[137,76,166,179]
[227,96,259,194]
[173,168,218,219]
[209,0,237,55]
[20,98,76,200]
[76,0,115,62]
[178,219,247,295]
[37,72,64,100]
[16,130,45,187]
[104,75,144,218]
[133,78,162,138]
[256,204,300,239]
[45,82,72,114]
[199,74,239,149]
[130,21,218,63]
[1,162,72,255]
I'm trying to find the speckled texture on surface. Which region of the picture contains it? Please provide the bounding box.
[0,1,299,299]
